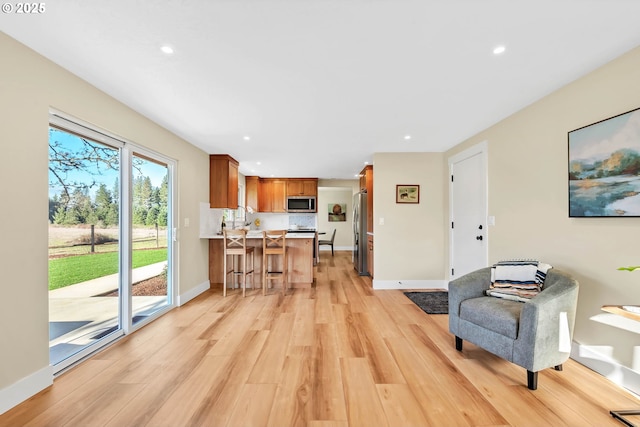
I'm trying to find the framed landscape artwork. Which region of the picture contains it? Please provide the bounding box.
[396,185,420,204]
[568,107,640,217]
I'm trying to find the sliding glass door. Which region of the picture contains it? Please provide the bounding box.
[130,152,172,326]
[48,113,174,372]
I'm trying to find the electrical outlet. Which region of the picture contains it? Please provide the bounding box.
[184,217,190,227]
[379,217,385,225]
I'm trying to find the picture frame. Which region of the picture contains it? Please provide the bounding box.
[568,106,640,217]
[328,203,347,222]
[396,185,420,204]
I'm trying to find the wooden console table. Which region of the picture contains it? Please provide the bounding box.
[602,305,640,427]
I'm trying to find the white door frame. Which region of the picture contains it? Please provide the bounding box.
[448,141,488,280]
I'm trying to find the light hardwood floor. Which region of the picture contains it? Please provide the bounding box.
[3,251,640,426]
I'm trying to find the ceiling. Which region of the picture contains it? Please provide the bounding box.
[2,1,640,179]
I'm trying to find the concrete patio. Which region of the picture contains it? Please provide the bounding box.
[49,261,170,365]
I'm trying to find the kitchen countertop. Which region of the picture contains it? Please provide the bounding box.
[201,231,315,239]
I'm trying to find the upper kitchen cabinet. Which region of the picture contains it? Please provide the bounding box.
[360,165,373,234]
[359,165,373,193]
[286,179,318,197]
[209,154,239,209]
[245,176,259,212]
[259,178,286,213]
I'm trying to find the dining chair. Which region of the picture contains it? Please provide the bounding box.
[318,228,336,256]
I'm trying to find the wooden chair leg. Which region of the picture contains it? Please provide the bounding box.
[242,253,247,298]
[223,253,227,297]
[282,251,287,296]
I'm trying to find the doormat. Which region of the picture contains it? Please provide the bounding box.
[404,291,448,315]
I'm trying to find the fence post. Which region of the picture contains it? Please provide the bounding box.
[90,224,95,253]
[156,222,159,248]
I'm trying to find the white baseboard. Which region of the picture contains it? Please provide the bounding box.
[571,342,640,397]
[0,365,53,415]
[372,279,448,290]
[177,280,210,306]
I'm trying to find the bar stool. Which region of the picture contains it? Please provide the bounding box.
[223,229,255,297]
[262,230,287,296]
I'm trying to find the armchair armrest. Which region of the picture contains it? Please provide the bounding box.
[515,269,579,370]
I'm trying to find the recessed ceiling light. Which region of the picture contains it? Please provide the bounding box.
[243,136,251,141]
[493,45,506,55]
[160,45,174,55]
[256,161,262,165]
[364,161,369,165]
[404,135,412,140]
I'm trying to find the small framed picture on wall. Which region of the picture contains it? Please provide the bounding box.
[396,185,420,204]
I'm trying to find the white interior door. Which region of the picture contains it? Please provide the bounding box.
[449,142,488,279]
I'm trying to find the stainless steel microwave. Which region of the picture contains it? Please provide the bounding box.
[286,196,316,212]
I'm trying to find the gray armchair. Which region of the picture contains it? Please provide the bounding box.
[448,267,579,390]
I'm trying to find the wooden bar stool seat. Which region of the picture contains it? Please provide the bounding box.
[223,229,255,297]
[262,230,287,296]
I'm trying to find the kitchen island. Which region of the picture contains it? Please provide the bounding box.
[206,231,315,290]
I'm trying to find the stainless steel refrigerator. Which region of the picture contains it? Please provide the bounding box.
[353,191,368,275]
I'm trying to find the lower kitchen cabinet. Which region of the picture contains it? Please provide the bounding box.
[208,236,314,288]
[367,234,374,278]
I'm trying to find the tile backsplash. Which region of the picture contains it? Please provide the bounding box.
[288,214,316,228]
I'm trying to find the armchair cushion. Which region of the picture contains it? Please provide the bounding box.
[460,297,522,339]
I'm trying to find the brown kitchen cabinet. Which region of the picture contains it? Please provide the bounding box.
[208,236,314,287]
[259,178,286,213]
[286,178,318,197]
[209,154,239,208]
[367,234,374,278]
[245,176,259,211]
[360,165,373,233]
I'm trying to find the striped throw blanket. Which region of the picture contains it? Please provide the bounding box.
[486,260,553,302]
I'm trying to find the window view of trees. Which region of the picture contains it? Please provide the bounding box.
[48,126,170,291]
[49,175,168,227]
[48,128,168,227]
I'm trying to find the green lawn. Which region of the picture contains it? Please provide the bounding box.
[48,248,167,290]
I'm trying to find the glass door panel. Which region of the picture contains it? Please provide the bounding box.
[130,153,172,325]
[48,127,122,368]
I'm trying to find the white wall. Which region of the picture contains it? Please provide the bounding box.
[0,33,210,412]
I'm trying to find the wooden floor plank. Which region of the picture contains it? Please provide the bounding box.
[340,358,389,427]
[1,251,638,427]
[226,383,278,427]
[376,384,430,427]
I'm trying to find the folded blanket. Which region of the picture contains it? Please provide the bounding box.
[487,260,553,302]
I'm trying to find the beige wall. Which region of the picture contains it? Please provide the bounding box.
[317,187,353,249]
[445,46,640,372]
[0,33,209,396]
[373,152,446,283]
